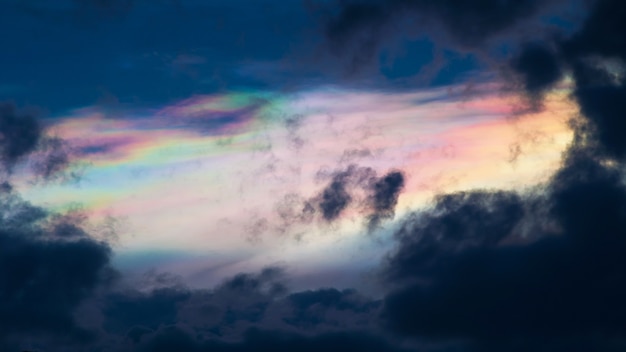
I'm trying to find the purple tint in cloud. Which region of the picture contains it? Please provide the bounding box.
[4,1,626,351]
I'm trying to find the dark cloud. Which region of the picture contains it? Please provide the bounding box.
[323,0,567,75]
[327,0,543,46]
[77,267,388,351]
[384,190,526,282]
[510,43,562,97]
[127,325,154,344]
[311,165,373,222]
[380,149,626,350]
[318,173,353,221]
[311,166,406,226]
[103,287,191,337]
[375,170,615,351]
[509,0,626,158]
[283,288,381,330]
[367,171,405,230]
[563,0,626,59]
[248,167,404,240]
[0,103,111,345]
[0,102,42,168]
[173,267,289,340]
[139,327,409,352]
[0,103,114,349]
[368,4,626,342]
[572,66,626,158]
[288,288,376,313]
[565,1,626,159]
[0,102,76,180]
[0,189,114,346]
[217,267,287,298]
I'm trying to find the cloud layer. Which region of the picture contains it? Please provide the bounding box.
[3,0,626,351]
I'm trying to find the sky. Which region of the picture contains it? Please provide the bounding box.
[1,0,626,351]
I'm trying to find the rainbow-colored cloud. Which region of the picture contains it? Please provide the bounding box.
[17,84,575,279]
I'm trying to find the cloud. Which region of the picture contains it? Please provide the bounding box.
[383,190,526,282]
[510,43,562,98]
[381,156,626,349]
[309,165,406,228]
[311,165,376,222]
[5,1,626,351]
[322,0,567,75]
[509,0,626,157]
[0,102,77,181]
[0,103,113,349]
[375,1,626,340]
[367,171,405,230]
[317,172,353,221]
[60,266,387,351]
[103,287,190,337]
[139,327,409,352]
[30,136,78,182]
[0,102,42,168]
[108,267,290,344]
[282,288,381,331]
[327,0,542,46]
[0,188,114,346]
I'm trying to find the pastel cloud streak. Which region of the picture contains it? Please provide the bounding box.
[17,84,575,286]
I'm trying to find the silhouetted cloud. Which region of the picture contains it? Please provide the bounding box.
[121,267,290,342]
[139,327,409,352]
[0,189,114,346]
[364,4,626,348]
[382,24,626,344]
[282,288,381,330]
[318,173,353,221]
[328,0,540,45]
[510,43,562,97]
[311,165,374,222]
[0,102,114,349]
[509,0,626,157]
[103,287,191,338]
[0,102,42,168]
[382,153,626,350]
[0,102,76,181]
[384,190,526,282]
[323,0,567,74]
[82,267,388,350]
[367,171,405,230]
[310,165,406,226]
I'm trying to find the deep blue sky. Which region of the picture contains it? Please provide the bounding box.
[0,0,479,113]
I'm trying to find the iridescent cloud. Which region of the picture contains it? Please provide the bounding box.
[18,84,575,283]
